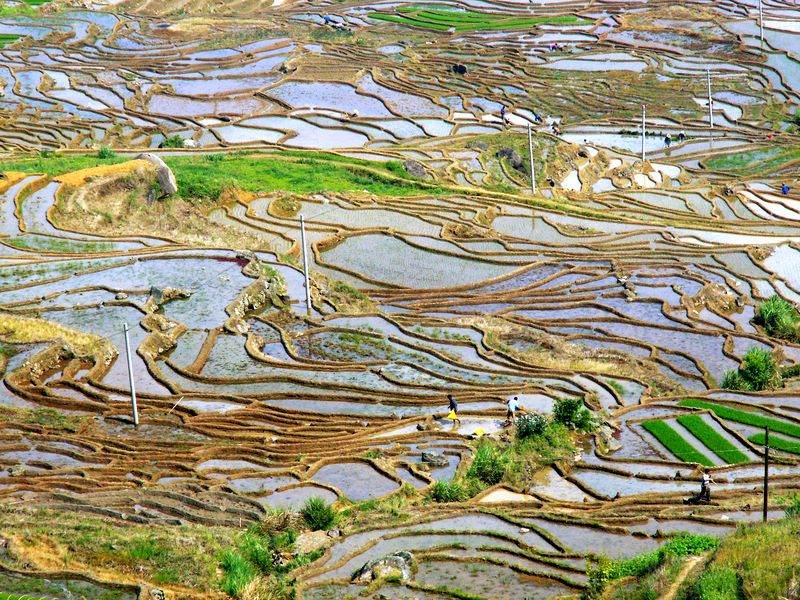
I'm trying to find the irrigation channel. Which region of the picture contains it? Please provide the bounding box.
[1,0,800,597]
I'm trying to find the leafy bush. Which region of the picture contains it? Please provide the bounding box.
[96,147,116,159]
[300,497,337,531]
[739,347,779,391]
[684,567,742,600]
[466,440,508,485]
[516,413,548,439]
[722,347,779,391]
[553,397,596,431]
[161,135,185,148]
[755,295,800,341]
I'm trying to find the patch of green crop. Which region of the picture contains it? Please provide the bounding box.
[676,414,749,464]
[370,8,591,32]
[749,431,800,455]
[705,146,800,176]
[680,399,800,439]
[0,33,20,47]
[642,419,714,466]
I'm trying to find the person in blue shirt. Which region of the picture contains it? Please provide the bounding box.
[782,183,790,195]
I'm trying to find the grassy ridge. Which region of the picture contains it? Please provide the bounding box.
[680,399,800,439]
[686,514,800,598]
[676,414,749,464]
[370,9,590,32]
[1,151,440,201]
[749,431,800,455]
[642,419,715,466]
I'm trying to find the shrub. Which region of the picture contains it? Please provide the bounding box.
[96,147,116,159]
[738,347,779,391]
[554,397,596,431]
[467,440,508,485]
[755,295,800,341]
[300,497,337,531]
[428,480,468,503]
[161,135,185,148]
[722,369,746,390]
[516,413,548,439]
[427,478,483,503]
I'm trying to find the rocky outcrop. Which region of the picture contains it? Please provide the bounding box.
[143,286,192,314]
[135,153,178,196]
[421,451,449,467]
[224,275,290,334]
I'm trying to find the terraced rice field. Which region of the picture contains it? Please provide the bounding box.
[1,0,800,597]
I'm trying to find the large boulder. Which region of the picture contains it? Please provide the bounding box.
[136,152,178,196]
[352,551,414,583]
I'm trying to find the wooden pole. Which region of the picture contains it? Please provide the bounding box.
[122,323,138,427]
[528,124,536,194]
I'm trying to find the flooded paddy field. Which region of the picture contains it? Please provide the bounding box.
[1,0,800,598]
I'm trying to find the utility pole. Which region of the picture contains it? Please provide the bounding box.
[759,0,765,48]
[763,426,770,522]
[707,70,714,129]
[528,124,536,194]
[300,215,312,316]
[641,104,646,163]
[122,322,138,427]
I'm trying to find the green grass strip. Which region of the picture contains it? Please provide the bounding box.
[369,9,589,32]
[749,432,800,455]
[642,420,715,466]
[680,399,800,439]
[676,414,749,465]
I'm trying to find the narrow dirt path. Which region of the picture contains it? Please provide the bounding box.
[660,554,708,600]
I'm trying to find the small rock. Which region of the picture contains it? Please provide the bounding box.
[115,292,128,300]
[326,529,341,538]
[518,527,530,534]
[149,588,166,600]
